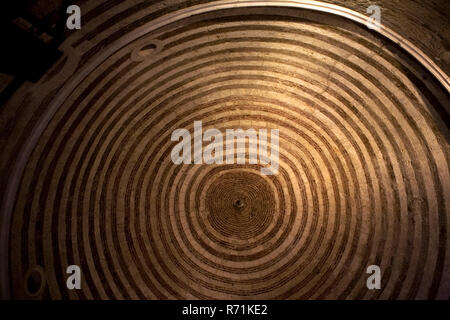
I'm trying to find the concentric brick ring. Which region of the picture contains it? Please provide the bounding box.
[3,4,449,300]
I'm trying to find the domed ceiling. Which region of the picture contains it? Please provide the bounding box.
[0,0,448,300]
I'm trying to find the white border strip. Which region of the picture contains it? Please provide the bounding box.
[1,0,448,299]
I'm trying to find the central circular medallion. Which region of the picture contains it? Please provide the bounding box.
[206,171,275,240]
